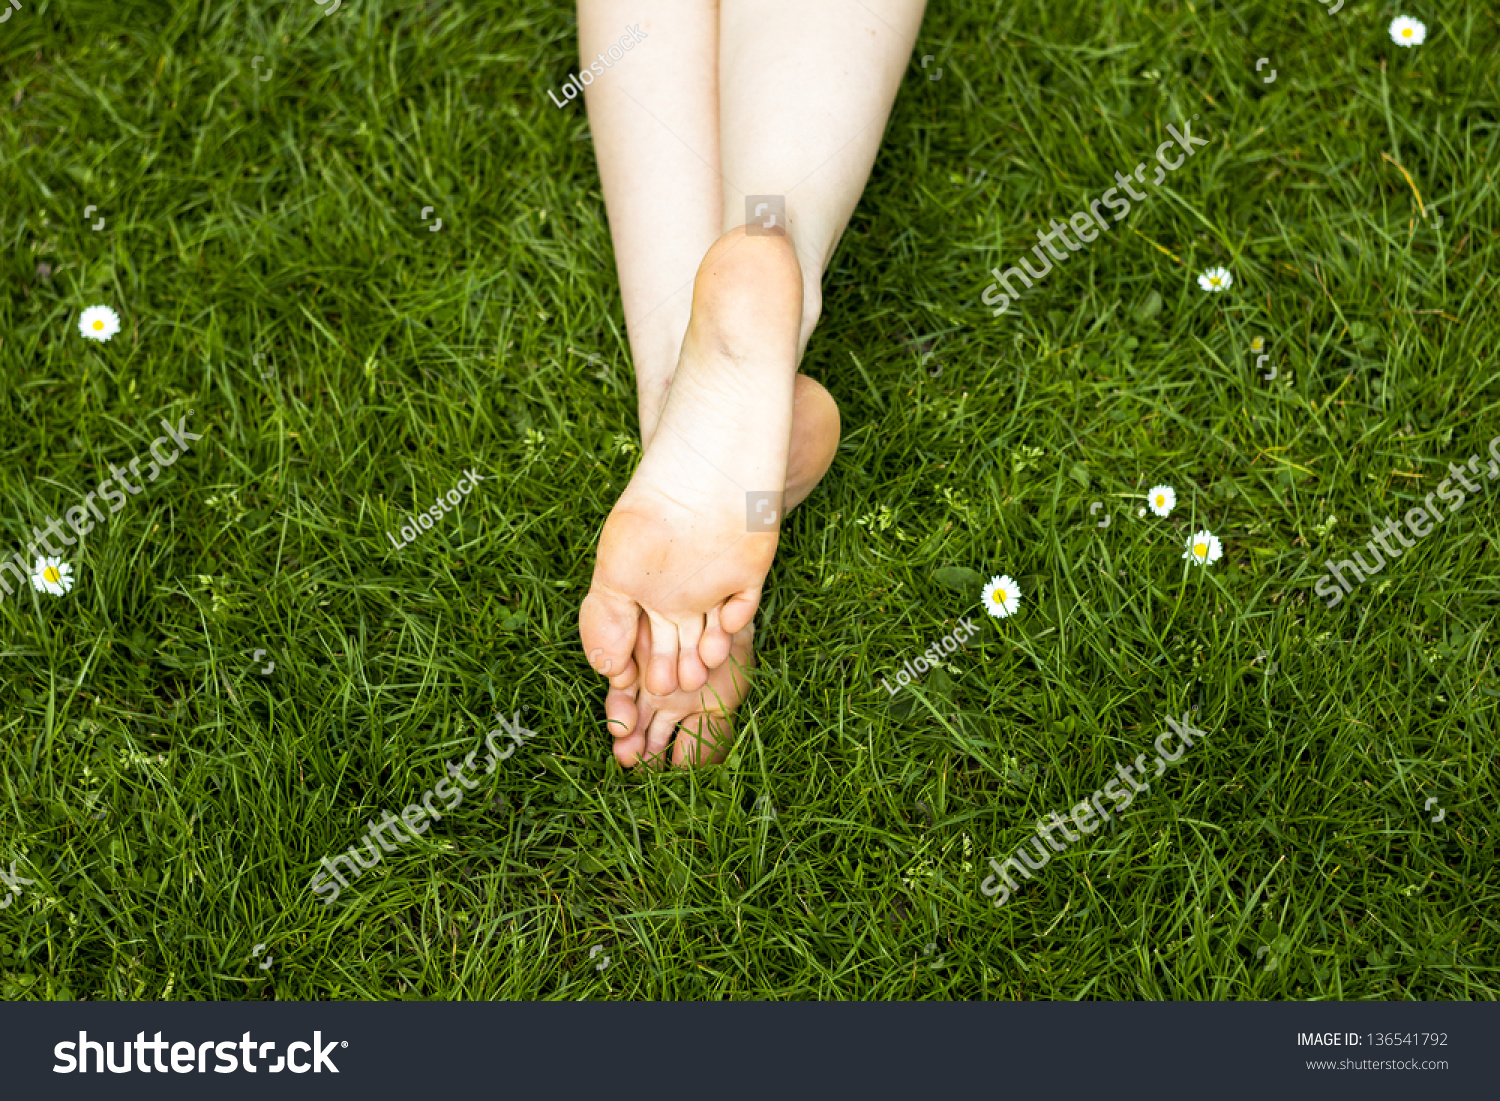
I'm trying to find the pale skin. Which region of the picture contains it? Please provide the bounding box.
[576,0,927,766]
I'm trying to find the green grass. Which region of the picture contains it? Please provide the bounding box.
[2,0,1498,1000]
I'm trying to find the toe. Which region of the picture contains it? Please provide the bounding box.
[672,631,753,767]
[643,609,682,696]
[606,688,645,768]
[612,730,646,769]
[675,615,710,693]
[672,711,733,768]
[642,709,679,768]
[718,586,763,636]
[698,606,733,671]
[603,683,639,744]
[580,590,639,688]
[609,617,657,768]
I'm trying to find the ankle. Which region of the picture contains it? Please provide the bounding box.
[637,375,672,446]
[626,312,691,443]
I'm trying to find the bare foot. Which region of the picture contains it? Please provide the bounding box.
[606,615,754,768]
[604,377,839,767]
[581,226,804,697]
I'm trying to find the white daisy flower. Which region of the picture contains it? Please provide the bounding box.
[1197,267,1233,293]
[79,305,121,342]
[981,574,1021,618]
[1182,531,1223,567]
[1389,16,1426,46]
[31,556,75,596]
[1147,485,1176,517]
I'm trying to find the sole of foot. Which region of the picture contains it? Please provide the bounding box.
[581,225,805,698]
[604,375,840,768]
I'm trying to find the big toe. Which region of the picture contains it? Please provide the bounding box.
[580,589,639,688]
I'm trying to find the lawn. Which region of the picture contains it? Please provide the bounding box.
[1,0,1497,1000]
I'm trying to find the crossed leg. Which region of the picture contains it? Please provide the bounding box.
[576,0,926,766]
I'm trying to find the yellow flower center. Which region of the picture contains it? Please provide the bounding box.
[1209,277,1221,286]
[93,320,104,330]
[993,589,1007,604]
[44,567,60,584]
[1156,495,1165,506]
[1402,28,1412,37]
[1193,543,1208,558]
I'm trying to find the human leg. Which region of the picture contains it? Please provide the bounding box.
[718,0,928,354]
[580,1,921,703]
[576,0,722,442]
